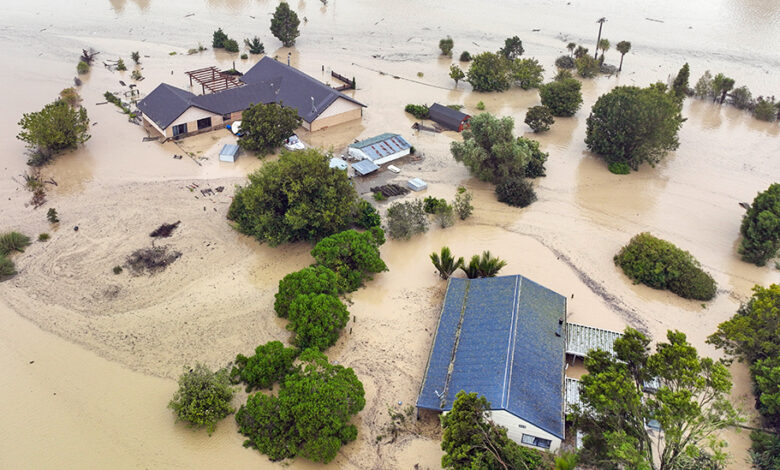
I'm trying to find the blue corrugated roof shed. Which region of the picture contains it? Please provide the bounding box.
[352,159,379,176]
[349,133,410,161]
[417,275,566,439]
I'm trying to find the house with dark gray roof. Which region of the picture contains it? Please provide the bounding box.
[137,57,366,139]
[417,275,567,451]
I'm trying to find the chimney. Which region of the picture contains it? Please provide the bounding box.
[287,52,291,66]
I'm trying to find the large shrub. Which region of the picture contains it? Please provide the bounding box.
[310,227,387,292]
[509,58,544,90]
[404,104,429,119]
[0,232,31,255]
[539,78,583,117]
[575,55,600,78]
[228,149,358,245]
[231,341,299,391]
[496,177,537,208]
[270,2,300,47]
[450,113,530,183]
[439,37,454,56]
[555,55,575,69]
[386,200,429,240]
[355,199,381,229]
[238,102,302,155]
[524,105,555,133]
[168,364,235,434]
[754,97,778,122]
[0,255,15,277]
[274,265,343,318]
[17,100,90,165]
[212,28,228,48]
[287,293,350,351]
[519,137,548,178]
[738,183,780,266]
[614,232,716,300]
[466,52,510,92]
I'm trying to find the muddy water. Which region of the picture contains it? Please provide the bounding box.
[1,0,779,468]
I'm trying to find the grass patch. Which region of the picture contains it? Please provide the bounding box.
[0,232,31,256]
[608,161,631,174]
[38,233,50,242]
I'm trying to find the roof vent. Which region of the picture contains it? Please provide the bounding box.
[311,96,317,114]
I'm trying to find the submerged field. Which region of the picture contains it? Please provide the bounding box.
[1,1,779,469]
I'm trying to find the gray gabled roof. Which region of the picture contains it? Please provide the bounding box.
[417,275,567,439]
[136,83,197,130]
[428,103,470,131]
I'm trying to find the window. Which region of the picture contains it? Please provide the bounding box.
[521,434,552,449]
[196,117,212,130]
[172,123,187,137]
[222,113,231,122]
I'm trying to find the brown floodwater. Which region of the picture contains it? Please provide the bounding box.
[1,0,779,468]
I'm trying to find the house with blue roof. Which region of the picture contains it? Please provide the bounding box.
[417,275,567,452]
[347,133,411,166]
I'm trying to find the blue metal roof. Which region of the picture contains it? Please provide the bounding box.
[352,159,379,175]
[219,144,239,156]
[417,275,566,439]
[349,133,410,162]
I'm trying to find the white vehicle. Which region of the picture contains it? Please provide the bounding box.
[387,165,401,174]
[284,134,305,151]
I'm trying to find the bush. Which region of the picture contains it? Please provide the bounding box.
[168,364,235,434]
[77,61,89,74]
[555,55,575,69]
[373,191,386,201]
[223,38,239,53]
[287,293,350,350]
[439,37,454,56]
[476,101,485,110]
[539,78,583,117]
[131,51,140,64]
[434,203,455,228]
[608,162,631,174]
[404,104,429,119]
[212,28,228,48]
[729,86,753,110]
[431,246,464,280]
[524,105,555,133]
[459,51,472,62]
[240,53,248,60]
[754,97,778,122]
[520,137,548,178]
[38,233,49,242]
[0,232,31,255]
[59,88,81,107]
[270,2,301,47]
[467,52,510,92]
[0,255,15,277]
[116,58,127,71]
[495,177,537,208]
[355,199,381,229]
[231,341,299,391]
[386,200,428,240]
[453,187,474,220]
[423,196,448,214]
[739,183,780,266]
[275,265,343,317]
[244,36,265,54]
[751,431,780,470]
[575,55,600,78]
[18,100,90,165]
[311,228,387,292]
[614,232,717,300]
[112,265,122,274]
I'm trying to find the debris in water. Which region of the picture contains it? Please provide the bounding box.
[215,186,225,193]
[149,221,180,238]
[126,246,181,275]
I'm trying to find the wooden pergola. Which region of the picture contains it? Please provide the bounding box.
[185,66,243,94]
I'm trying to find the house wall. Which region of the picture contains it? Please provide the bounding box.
[373,148,410,166]
[310,98,363,131]
[142,114,166,138]
[166,106,222,137]
[488,410,562,453]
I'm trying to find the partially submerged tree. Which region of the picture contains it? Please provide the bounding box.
[575,55,600,78]
[450,113,530,183]
[597,38,610,62]
[711,73,735,105]
[738,183,780,266]
[168,364,235,434]
[245,36,265,54]
[466,52,510,92]
[311,227,387,292]
[693,71,715,99]
[509,58,544,90]
[430,246,464,280]
[539,77,583,117]
[754,97,779,122]
[274,265,343,318]
[449,64,465,87]
[212,28,228,48]
[231,341,299,391]
[670,63,690,102]
[525,105,555,133]
[237,102,301,155]
[287,293,350,350]
[130,51,140,64]
[439,36,454,56]
[572,328,739,470]
[496,177,537,208]
[270,2,301,47]
[386,200,428,240]
[452,186,474,220]
[17,99,90,166]
[616,40,631,71]
[499,36,524,60]
[519,137,548,178]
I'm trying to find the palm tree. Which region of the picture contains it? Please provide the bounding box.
[461,255,481,279]
[476,251,507,278]
[430,246,464,280]
[594,17,607,59]
[566,42,576,57]
[616,40,631,72]
[597,38,610,63]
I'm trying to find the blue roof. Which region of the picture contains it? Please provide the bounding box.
[219,144,239,156]
[349,133,410,161]
[352,159,379,175]
[417,275,567,439]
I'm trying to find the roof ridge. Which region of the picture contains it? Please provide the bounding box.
[502,275,522,409]
[440,279,471,409]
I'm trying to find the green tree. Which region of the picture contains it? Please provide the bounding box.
[423,196,449,214]
[616,40,631,71]
[459,51,472,62]
[287,293,349,350]
[386,200,429,240]
[461,255,480,279]
[525,105,555,133]
[223,38,239,53]
[585,85,684,170]
[453,186,474,220]
[244,36,265,54]
[752,357,780,424]
[130,51,140,64]
[405,104,430,119]
[519,137,548,178]
[439,36,454,56]
[751,430,780,470]
[450,113,529,184]
[597,38,610,62]
[694,71,714,99]
[555,55,575,69]
[575,55,600,78]
[496,177,537,207]
[499,36,524,60]
[754,97,778,122]
[671,63,690,102]
[116,58,127,71]
[430,246,464,280]
[539,78,583,117]
[238,101,301,155]
[449,64,465,87]
[567,42,577,57]
[168,364,235,434]
[729,86,753,110]
[228,149,358,245]
[738,184,780,266]
[441,391,544,469]
[614,232,716,300]
[573,45,589,59]
[270,2,300,47]
[311,227,387,292]
[17,100,90,165]
[466,52,510,92]
[572,328,738,470]
[236,349,365,463]
[475,250,507,277]
[275,265,343,318]
[355,199,381,229]
[212,28,228,48]
[231,341,299,391]
[509,58,544,90]
[711,73,735,104]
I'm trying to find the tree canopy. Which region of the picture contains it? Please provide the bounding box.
[386,199,429,240]
[270,2,300,47]
[274,265,343,318]
[238,102,301,155]
[439,37,454,56]
[572,328,738,470]
[738,183,780,266]
[231,341,299,391]
[228,149,358,245]
[168,364,235,434]
[466,52,510,92]
[17,99,90,165]
[585,85,684,170]
[310,227,387,292]
[449,64,465,87]
[287,293,350,350]
[499,36,524,60]
[616,40,631,71]
[509,58,544,90]
[539,78,583,117]
[525,105,555,133]
[671,63,690,102]
[236,348,365,463]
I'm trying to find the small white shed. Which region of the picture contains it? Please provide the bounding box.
[329,157,348,171]
[219,144,239,163]
[407,177,427,191]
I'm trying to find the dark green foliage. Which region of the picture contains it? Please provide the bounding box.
[116,58,127,71]
[525,105,555,133]
[554,452,578,470]
[738,184,780,266]
[555,55,575,69]
[712,73,735,104]
[238,104,299,150]
[449,64,465,86]
[461,256,480,279]
[751,431,780,470]
[270,2,300,47]
[275,266,343,318]
[575,55,600,78]
[77,60,89,74]
[441,391,544,470]
[212,28,228,48]
[355,199,381,229]
[608,162,631,174]
[572,328,736,470]
[474,251,507,278]
[434,203,455,228]
[241,53,248,60]
[244,36,265,54]
[223,38,239,53]
[404,104,429,119]
[112,265,122,274]
[459,51,471,62]
[585,85,684,170]
[539,78,583,117]
[694,71,714,99]
[130,51,140,64]
[386,200,428,240]
[0,232,31,256]
[466,52,510,92]
[614,232,716,300]
[18,100,90,165]
[729,86,753,110]
[311,228,387,292]
[671,63,690,102]
[752,357,780,425]
[431,246,464,280]
[573,45,589,59]
[235,349,365,463]
[496,177,536,208]
[287,293,349,350]
[499,36,524,60]
[168,364,235,434]
[231,341,299,391]
[0,255,15,277]
[754,97,778,122]
[520,137,548,178]
[616,40,631,71]
[38,233,49,242]
[372,191,385,201]
[509,58,544,90]
[228,149,358,245]
[423,196,448,214]
[439,37,454,56]
[453,187,473,220]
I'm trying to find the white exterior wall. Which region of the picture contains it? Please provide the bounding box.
[373,148,410,165]
[168,106,221,134]
[488,410,562,453]
[316,97,362,119]
[348,147,368,160]
[142,114,166,137]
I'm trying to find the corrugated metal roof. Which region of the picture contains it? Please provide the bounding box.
[417,275,567,439]
[428,103,470,131]
[565,323,622,358]
[349,133,410,161]
[565,377,581,414]
[352,159,379,175]
[219,144,239,156]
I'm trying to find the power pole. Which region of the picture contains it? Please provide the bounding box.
[595,17,607,59]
